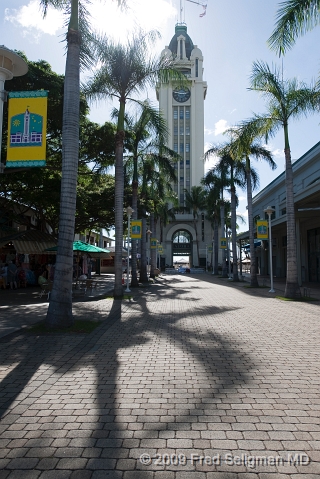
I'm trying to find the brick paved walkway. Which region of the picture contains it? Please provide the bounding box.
[0,275,319,478]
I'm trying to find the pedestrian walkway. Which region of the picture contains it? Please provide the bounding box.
[0,274,319,478]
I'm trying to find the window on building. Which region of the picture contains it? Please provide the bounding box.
[195,58,199,77]
[173,109,178,119]
[180,143,184,153]
[186,110,190,119]
[180,109,184,119]
[186,143,190,152]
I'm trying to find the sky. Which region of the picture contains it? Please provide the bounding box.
[1,0,320,232]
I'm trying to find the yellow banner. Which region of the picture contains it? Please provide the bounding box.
[157,245,163,254]
[220,237,227,249]
[150,238,157,249]
[131,220,142,239]
[257,220,268,239]
[7,91,48,168]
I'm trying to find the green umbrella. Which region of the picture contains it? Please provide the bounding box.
[45,240,110,256]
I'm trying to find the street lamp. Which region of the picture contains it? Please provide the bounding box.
[0,47,28,174]
[264,206,275,293]
[124,206,134,292]
[146,229,152,277]
[205,244,208,272]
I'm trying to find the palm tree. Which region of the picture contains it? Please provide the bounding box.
[202,173,224,275]
[41,0,126,328]
[268,0,320,55]
[42,0,90,328]
[243,60,319,298]
[138,150,177,282]
[84,31,184,297]
[183,186,207,267]
[204,145,246,281]
[228,127,276,287]
[124,101,168,286]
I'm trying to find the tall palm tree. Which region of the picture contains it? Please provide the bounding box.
[268,0,320,55]
[202,173,224,275]
[229,127,276,287]
[124,101,168,286]
[84,31,184,297]
[205,145,246,281]
[138,150,177,281]
[184,186,207,267]
[42,0,90,328]
[243,60,319,298]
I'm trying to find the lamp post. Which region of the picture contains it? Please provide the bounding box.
[125,206,133,292]
[205,244,208,272]
[264,206,275,293]
[0,47,28,174]
[146,229,152,277]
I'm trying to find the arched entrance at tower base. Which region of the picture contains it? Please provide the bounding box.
[164,223,199,268]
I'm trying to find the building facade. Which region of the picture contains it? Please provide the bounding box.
[156,23,211,268]
[239,141,320,284]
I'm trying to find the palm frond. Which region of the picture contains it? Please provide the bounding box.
[268,0,320,55]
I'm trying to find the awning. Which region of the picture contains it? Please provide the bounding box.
[44,240,110,257]
[0,230,57,254]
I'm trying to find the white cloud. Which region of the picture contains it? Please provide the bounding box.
[5,0,176,46]
[204,127,215,136]
[5,2,65,40]
[271,148,284,158]
[214,119,229,136]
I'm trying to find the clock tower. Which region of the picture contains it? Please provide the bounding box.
[156,23,209,268]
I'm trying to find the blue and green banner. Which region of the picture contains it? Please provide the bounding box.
[7,90,48,168]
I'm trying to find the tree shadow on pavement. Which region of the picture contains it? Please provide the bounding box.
[0,277,255,476]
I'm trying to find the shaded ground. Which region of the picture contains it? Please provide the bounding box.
[0,274,319,478]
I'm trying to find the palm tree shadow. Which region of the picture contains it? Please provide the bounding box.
[0,280,254,475]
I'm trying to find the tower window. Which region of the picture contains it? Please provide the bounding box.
[186,110,190,119]
[180,109,184,119]
[180,143,184,153]
[195,58,199,77]
[186,143,190,152]
[173,109,178,119]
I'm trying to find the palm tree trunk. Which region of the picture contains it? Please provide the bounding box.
[150,213,156,278]
[194,218,200,267]
[246,157,259,287]
[230,184,239,281]
[114,99,126,298]
[130,177,139,287]
[220,196,228,278]
[213,218,219,275]
[45,0,80,328]
[284,132,301,298]
[139,216,148,282]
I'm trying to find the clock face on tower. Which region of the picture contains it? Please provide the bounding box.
[172,87,191,103]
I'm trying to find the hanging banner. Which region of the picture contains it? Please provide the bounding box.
[256,220,268,239]
[220,237,227,249]
[150,238,157,249]
[131,220,142,239]
[6,90,48,168]
[207,245,213,254]
[157,245,163,254]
